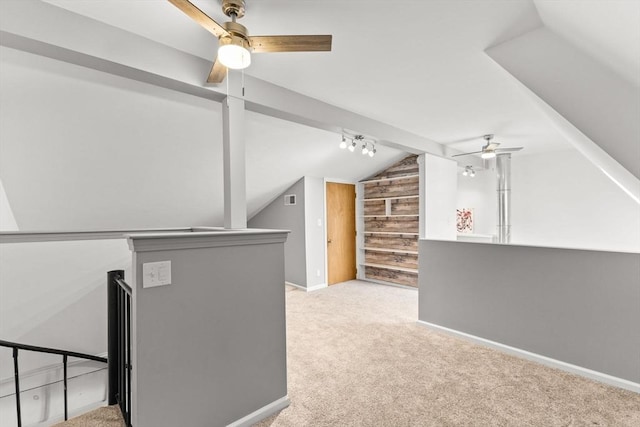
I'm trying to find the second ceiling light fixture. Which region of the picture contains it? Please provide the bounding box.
[340,135,377,158]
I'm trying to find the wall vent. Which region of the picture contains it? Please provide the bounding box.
[284,194,296,206]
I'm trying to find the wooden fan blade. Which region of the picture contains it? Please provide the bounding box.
[452,151,483,157]
[168,0,229,38]
[207,58,227,84]
[249,35,332,53]
[485,142,500,151]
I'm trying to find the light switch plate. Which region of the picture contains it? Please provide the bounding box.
[143,261,172,288]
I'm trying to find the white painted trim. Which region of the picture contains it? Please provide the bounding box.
[417,321,640,394]
[306,283,328,292]
[285,281,306,290]
[285,281,327,292]
[323,178,357,185]
[226,395,290,427]
[126,229,289,252]
[0,227,195,243]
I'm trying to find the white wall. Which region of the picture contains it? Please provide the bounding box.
[487,27,640,180]
[0,239,132,381]
[0,47,223,231]
[0,178,18,231]
[304,177,326,287]
[420,154,458,240]
[456,167,496,236]
[511,150,640,252]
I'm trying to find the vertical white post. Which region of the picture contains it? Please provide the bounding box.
[222,71,247,229]
[421,154,458,240]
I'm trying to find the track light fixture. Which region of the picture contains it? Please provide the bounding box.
[462,166,475,177]
[340,134,377,157]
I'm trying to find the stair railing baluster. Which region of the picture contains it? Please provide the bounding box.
[107,270,132,426]
[13,347,22,427]
[63,354,68,420]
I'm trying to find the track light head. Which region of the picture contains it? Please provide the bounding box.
[348,141,356,152]
[339,135,347,149]
[362,144,369,155]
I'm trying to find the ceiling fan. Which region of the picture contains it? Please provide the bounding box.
[452,134,523,159]
[168,0,332,83]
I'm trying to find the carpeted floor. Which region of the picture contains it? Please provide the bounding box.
[255,280,640,427]
[53,405,125,427]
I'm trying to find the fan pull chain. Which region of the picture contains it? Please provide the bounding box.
[241,68,245,98]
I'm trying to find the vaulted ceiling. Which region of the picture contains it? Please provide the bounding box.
[40,0,639,157]
[1,0,638,229]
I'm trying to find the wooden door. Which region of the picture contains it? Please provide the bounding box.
[326,182,356,285]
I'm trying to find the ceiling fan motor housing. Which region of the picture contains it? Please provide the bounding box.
[221,21,250,49]
[222,0,245,19]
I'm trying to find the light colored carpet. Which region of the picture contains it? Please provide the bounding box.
[255,280,640,427]
[53,405,125,427]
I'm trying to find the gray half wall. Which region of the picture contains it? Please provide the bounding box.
[129,230,288,427]
[419,240,640,383]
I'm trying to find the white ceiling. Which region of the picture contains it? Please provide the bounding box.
[41,0,636,158]
[534,0,640,88]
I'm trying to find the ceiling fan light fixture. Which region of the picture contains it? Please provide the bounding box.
[481,151,496,160]
[218,36,251,70]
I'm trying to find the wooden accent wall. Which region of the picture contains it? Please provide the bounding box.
[360,155,419,287]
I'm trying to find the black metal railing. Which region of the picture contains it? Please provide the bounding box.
[0,340,108,427]
[108,270,132,426]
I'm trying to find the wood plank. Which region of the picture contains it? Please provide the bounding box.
[364,235,418,251]
[365,216,419,233]
[363,199,386,216]
[363,176,419,199]
[364,265,418,287]
[390,197,419,215]
[360,174,420,184]
[365,250,418,270]
[362,195,419,202]
[363,247,418,255]
[368,155,419,180]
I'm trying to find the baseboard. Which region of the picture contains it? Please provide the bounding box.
[306,283,327,292]
[226,395,290,427]
[285,281,327,292]
[417,321,640,394]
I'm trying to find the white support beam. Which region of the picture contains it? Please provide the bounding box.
[222,71,247,229]
[0,0,481,165]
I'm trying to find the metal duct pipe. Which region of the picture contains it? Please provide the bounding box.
[496,153,511,244]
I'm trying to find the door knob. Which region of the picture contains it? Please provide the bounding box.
[327,239,332,244]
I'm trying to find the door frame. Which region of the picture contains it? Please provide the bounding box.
[323,178,359,286]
